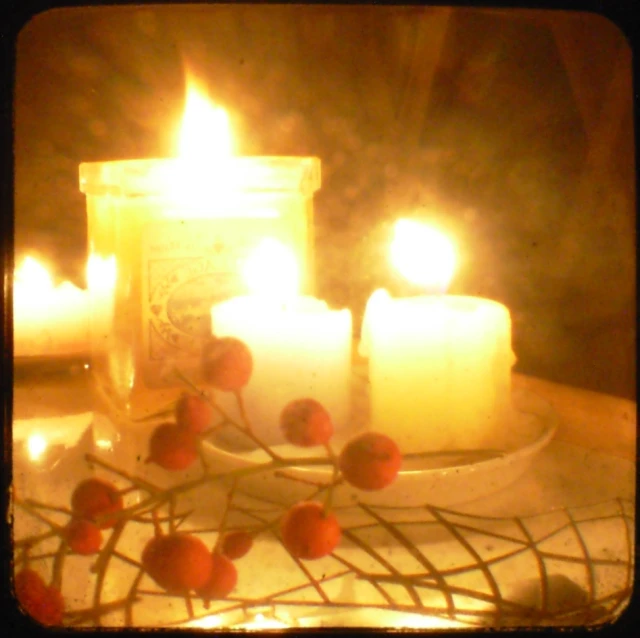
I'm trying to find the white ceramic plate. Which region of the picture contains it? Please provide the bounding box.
[201,388,558,508]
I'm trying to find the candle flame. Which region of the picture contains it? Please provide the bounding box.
[178,79,233,162]
[243,238,299,299]
[27,433,48,463]
[390,219,456,293]
[86,254,116,291]
[171,74,235,207]
[15,257,53,295]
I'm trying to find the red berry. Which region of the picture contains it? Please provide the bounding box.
[280,501,341,560]
[14,568,64,626]
[175,393,214,434]
[196,552,238,605]
[220,530,253,560]
[145,422,199,471]
[14,568,47,608]
[280,398,334,447]
[201,336,253,392]
[64,519,103,555]
[339,432,402,491]
[70,478,123,529]
[141,533,213,594]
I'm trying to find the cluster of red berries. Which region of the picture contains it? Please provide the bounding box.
[141,531,241,605]
[15,333,403,624]
[15,478,124,625]
[145,336,252,471]
[140,528,254,606]
[64,478,124,555]
[276,397,402,560]
[279,397,402,493]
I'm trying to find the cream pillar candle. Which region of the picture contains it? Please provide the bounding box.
[210,239,352,446]
[359,219,516,453]
[360,289,515,452]
[13,257,90,358]
[212,296,352,446]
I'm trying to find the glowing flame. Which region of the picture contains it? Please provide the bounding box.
[171,75,235,206]
[86,254,116,291]
[27,434,48,462]
[390,219,456,293]
[178,79,233,162]
[15,257,53,297]
[243,238,299,299]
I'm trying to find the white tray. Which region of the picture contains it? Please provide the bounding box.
[202,388,558,508]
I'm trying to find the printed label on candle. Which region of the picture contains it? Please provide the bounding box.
[141,218,292,386]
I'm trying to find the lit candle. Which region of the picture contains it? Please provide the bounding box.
[80,74,321,419]
[13,257,90,358]
[211,239,352,446]
[360,220,516,453]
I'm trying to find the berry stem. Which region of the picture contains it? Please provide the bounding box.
[14,528,57,549]
[168,496,177,534]
[92,519,128,627]
[174,365,281,461]
[197,440,210,473]
[323,443,339,513]
[131,402,177,423]
[84,453,162,496]
[152,509,163,538]
[234,390,251,431]
[184,594,194,619]
[213,479,238,552]
[124,568,145,627]
[21,498,71,516]
[65,597,141,627]
[16,499,67,535]
[173,367,232,420]
[51,537,68,590]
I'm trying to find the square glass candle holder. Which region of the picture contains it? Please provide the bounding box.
[79,156,321,421]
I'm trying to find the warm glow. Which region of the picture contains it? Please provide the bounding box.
[27,434,48,462]
[243,238,299,299]
[237,612,290,629]
[15,257,53,296]
[13,256,90,357]
[177,77,232,163]
[170,75,235,206]
[399,614,466,629]
[390,219,456,292]
[95,439,114,452]
[86,254,116,291]
[183,614,223,629]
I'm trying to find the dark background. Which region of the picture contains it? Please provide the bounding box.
[13,5,636,399]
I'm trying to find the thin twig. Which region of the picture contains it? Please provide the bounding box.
[124,568,146,627]
[91,519,128,627]
[84,453,161,496]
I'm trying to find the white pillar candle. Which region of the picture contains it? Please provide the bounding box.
[359,219,516,453]
[211,295,352,446]
[360,289,515,452]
